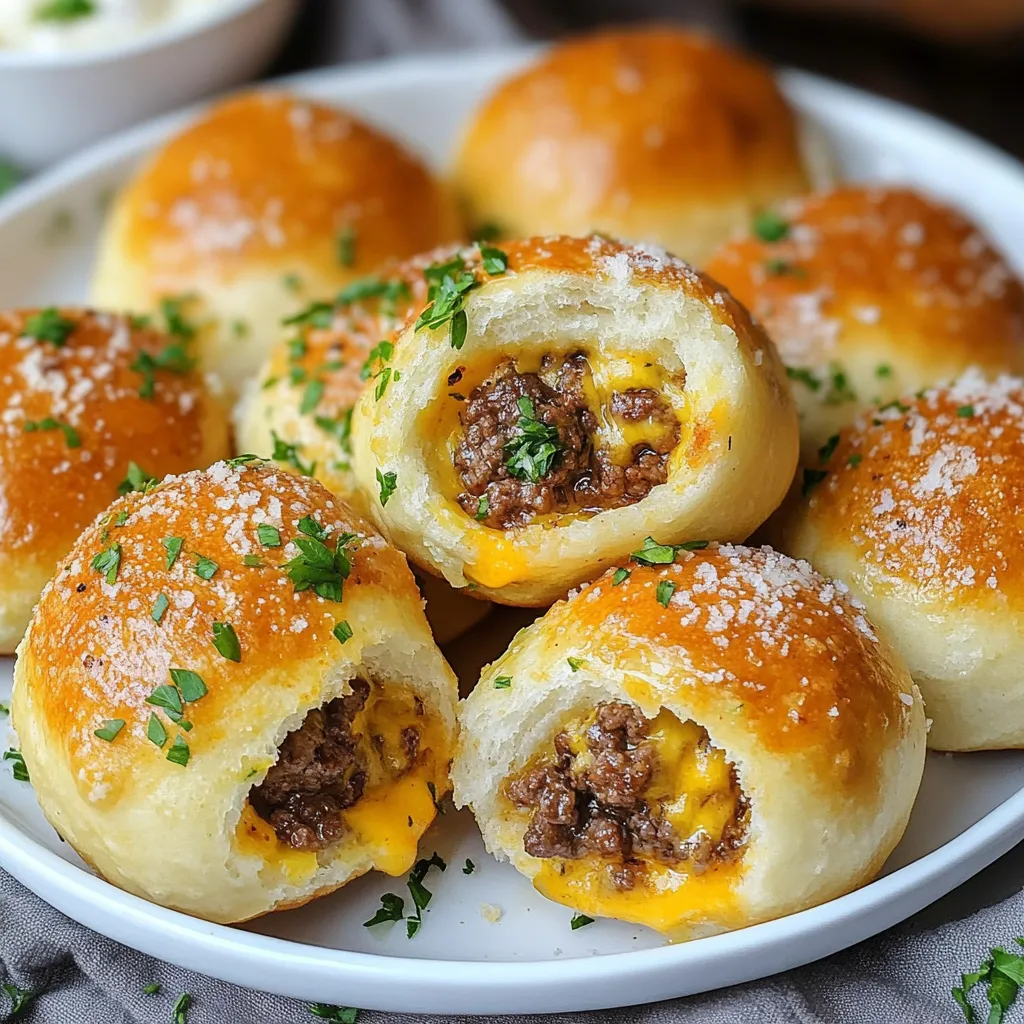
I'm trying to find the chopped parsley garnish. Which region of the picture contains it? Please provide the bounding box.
[146,684,184,721]
[314,409,353,454]
[823,364,857,405]
[272,432,317,476]
[0,703,7,716]
[170,668,207,703]
[802,468,828,496]
[785,365,821,391]
[462,859,476,876]
[143,983,161,995]
[151,593,170,623]
[171,992,191,1023]
[337,225,357,267]
[226,453,265,469]
[405,852,446,938]
[91,542,121,584]
[764,258,806,277]
[4,749,29,782]
[478,243,508,275]
[376,468,397,506]
[257,524,282,547]
[94,719,125,742]
[472,222,503,243]
[160,295,198,341]
[283,532,354,602]
[23,307,75,346]
[166,735,191,767]
[283,302,333,329]
[117,461,157,495]
[877,399,910,415]
[957,404,975,418]
[567,656,584,672]
[427,780,445,814]
[309,1006,360,1024]
[1,983,34,1016]
[952,940,1024,1023]
[847,452,863,468]
[818,434,840,463]
[336,276,410,312]
[875,363,893,379]
[494,676,512,689]
[752,209,790,243]
[333,620,353,644]
[283,273,304,294]
[23,416,80,448]
[232,319,249,339]
[570,913,594,930]
[162,536,183,569]
[212,622,241,662]
[630,536,707,566]
[300,378,325,415]
[611,568,630,586]
[374,367,393,401]
[243,555,262,567]
[146,713,167,748]
[415,255,480,346]
[359,340,393,382]
[504,396,561,482]
[130,342,194,399]
[298,515,325,539]
[363,892,405,927]
[655,580,676,607]
[193,555,218,580]
[475,495,489,521]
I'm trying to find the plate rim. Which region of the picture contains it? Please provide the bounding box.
[2,48,1024,1014]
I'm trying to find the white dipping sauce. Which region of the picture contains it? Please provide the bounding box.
[0,0,229,53]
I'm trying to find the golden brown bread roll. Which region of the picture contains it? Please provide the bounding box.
[772,370,1024,751]
[92,91,463,394]
[0,307,229,654]
[452,543,925,938]
[453,27,816,265]
[705,186,1024,458]
[351,234,799,607]
[12,460,459,923]
[234,256,490,643]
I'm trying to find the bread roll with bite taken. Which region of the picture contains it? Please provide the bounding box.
[12,460,458,924]
[350,235,799,607]
[706,186,1024,458]
[234,255,489,644]
[773,369,1024,751]
[454,26,819,265]
[92,91,463,394]
[452,543,925,938]
[0,307,229,654]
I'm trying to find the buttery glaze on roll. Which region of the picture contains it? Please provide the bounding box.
[706,186,1024,457]
[452,544,925,938]
[453,27,818,265]
[0,307,229,654]
[92,91,463,393]
[12,461,458,923]
[235,256,489,644]
[350,235,799,607]
[773,370,1024,752]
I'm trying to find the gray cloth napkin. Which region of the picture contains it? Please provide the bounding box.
[1,1,1020,1021]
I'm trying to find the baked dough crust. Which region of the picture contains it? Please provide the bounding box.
[351,235,799,606]
[12,461,459,923]
[92,91,463,394]
[454,27,814,265]
[452,544,925,938]
[0,307,229,654]
[706,186,1024,458]
[772,370,1024,751]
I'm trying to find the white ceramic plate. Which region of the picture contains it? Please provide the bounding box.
[2,51,1024,1017]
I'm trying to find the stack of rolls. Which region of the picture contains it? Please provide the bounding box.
[9,24,1018,943]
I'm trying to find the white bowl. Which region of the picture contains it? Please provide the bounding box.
[0,0,300,170]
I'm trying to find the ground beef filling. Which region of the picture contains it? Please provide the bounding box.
[250,681,420,851]
[453,355,680,529]
[505,703,748,891]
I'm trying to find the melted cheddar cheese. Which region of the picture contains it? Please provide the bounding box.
[235,681,448,881]
[514,705,748,935]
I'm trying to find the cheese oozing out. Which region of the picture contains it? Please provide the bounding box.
[507,704,749,935]
[235,681,447,886]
